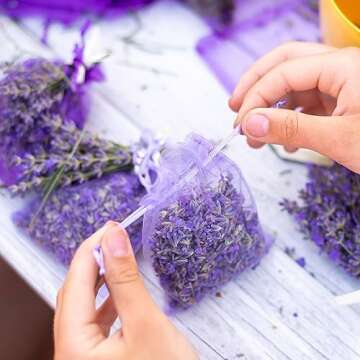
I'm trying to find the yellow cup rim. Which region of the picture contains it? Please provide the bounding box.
[329,0,360,35]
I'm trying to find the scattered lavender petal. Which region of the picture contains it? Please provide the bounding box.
[284,246,296,258]
[295,257,306,268]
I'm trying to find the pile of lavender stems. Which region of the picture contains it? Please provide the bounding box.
[14,172,145,265]
[282,164,360,277]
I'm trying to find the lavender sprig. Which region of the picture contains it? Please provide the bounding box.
[14,171,145,265]
[282,164,360,277]
[7,121,133,195]
[149,173,267,309]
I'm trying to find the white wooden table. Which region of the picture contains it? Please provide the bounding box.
[1,2,360,359]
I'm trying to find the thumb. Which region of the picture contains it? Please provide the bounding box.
[101,222,157,329]
[240,108,343,158]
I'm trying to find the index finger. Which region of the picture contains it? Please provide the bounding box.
[59,223,112,331]
[229,42,335,112]
[235,51,346,128]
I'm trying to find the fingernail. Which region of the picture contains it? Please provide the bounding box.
[106,221,118,228]
[104,225,129,258]
[246,114,269,137]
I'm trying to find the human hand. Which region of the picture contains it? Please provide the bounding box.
[54,222,198,360]
[229,42,360,173]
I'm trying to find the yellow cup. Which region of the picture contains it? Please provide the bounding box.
[320,0,360,47]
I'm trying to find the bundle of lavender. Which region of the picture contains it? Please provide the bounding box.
[141,133,272,309]
[0,35,148,265]
[282,164,360,277]
[1,56,145,264]
[0,53,135,195]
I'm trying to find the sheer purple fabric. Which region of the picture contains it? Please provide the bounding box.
[0,0,155,24]
[197,0,320,92]
[141,133,272,309]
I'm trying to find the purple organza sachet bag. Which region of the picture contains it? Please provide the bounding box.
[140,133,272,309]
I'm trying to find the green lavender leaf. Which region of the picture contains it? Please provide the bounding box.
[30,129,86,228]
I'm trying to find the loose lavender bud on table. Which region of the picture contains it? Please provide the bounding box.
[14,172,145,265]
[282,164,360,277]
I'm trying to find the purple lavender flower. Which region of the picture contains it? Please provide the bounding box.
[282,164,360,277]
[148,173,268,309]
[0,57,131,194]
[14,171,145,265]
[0,58,66,184]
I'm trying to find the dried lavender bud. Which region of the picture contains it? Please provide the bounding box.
[296,257,306,268]
[148,174,267,309]
[282,164,360,277]
[14,171,145,265]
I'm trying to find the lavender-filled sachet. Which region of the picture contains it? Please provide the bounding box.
[282,164,360,277]
[141,133,272,309]
[14,171,145,265]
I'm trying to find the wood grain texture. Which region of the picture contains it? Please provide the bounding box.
[0,2,360,359]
